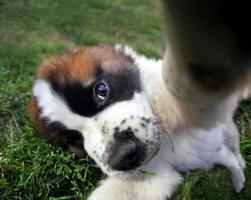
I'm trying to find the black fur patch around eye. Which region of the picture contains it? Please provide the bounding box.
[100,68,141,103]
[49,66,141,117]
[50,80,105,117]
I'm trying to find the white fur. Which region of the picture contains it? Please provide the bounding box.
[89,169,182,200]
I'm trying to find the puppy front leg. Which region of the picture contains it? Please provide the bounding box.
[224,122,246,169]
[161,0,251,128]
[88,172,182,200]
[215,145,245,193]
[88,178,135,200]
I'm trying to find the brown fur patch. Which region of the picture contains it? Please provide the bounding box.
[28,97,43,129]
[37,46,134,85]
[37,48,97,84]
[28,97,57,141]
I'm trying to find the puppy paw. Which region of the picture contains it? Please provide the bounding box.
[231,168,245,193]
[87,178,135,200]
[88,191,121,200]
[88,172,183,200]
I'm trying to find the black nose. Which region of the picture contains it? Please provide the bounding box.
[108,130,145,171]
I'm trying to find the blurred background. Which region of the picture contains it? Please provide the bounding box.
[0,0,250,199]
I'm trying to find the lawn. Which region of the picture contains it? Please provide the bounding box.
[0,0,250,199]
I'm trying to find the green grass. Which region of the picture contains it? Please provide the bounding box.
[0,0,250,199]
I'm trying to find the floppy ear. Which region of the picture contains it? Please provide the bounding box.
[28,98,87,157]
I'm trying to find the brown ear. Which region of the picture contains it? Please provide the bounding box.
[28,98,87,157]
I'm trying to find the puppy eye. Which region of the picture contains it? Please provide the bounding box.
[94,81,110,101]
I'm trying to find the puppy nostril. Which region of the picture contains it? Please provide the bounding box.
[123,143,138,160]
[114,130,134,141]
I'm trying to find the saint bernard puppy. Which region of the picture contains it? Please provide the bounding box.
[29,1,251,199]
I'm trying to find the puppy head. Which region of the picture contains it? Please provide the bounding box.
[29,45,160,177]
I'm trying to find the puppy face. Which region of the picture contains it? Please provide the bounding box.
[29,46,160,177]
